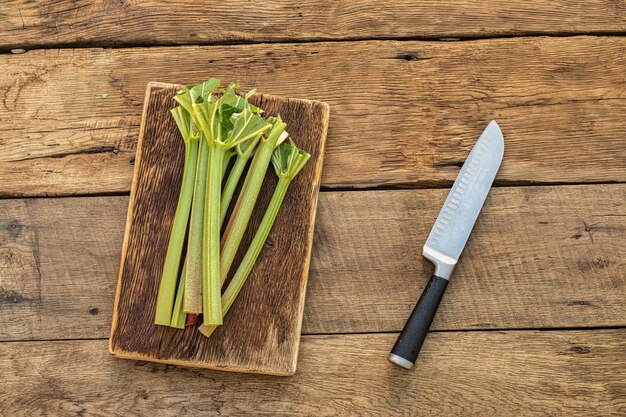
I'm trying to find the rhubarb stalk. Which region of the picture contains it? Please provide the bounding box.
[183,139,208,313]
[169,258,187,329]
[222,149,235,179]
[154,106,199,325]
[220,133,262,226]
[176,80,220,314]
[199,141,310,337]
[219,117,287,284]
[192,82,271,326]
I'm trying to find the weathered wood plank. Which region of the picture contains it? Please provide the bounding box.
[1,331,624,415]
[0,37,625,196]
[1,184,624,341]
[1,0,625,50]
[0,197,122,341]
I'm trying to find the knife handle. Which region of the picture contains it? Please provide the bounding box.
[388,275,448,369]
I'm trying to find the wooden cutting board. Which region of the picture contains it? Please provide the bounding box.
[109,82,329,376]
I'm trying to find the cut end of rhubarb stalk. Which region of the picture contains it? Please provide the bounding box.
[185,314,199,327]
[277,130,289,145]
[198,323,218,338]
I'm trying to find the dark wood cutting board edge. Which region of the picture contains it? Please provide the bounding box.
[109,82,330,376]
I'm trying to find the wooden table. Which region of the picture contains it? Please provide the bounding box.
[1,2,625,415]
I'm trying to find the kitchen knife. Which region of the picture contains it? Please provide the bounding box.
[388,120,504,370]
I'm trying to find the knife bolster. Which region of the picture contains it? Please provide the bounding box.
[422,246,457,280]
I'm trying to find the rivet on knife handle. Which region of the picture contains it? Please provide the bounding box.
[388,121,504,369]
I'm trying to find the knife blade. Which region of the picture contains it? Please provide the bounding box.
[389,120,504,370]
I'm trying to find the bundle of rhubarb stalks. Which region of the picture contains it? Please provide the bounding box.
[154,78,310,338]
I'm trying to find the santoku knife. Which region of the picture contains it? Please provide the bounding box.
[389,120,504,370]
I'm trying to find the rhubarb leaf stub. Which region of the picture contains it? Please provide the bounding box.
[271,141,311,180]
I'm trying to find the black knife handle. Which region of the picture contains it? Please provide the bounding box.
[388,275,448,369]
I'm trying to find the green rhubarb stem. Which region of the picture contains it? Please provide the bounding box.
[199,177,291,337]
[170,258,187,329]
[220,154,249,226]
[154,139,198,326]
[222,149,235,179]
[220,123,286,283]
[221,136,261,226]
[202,144,225,326]
[184,139,209,314]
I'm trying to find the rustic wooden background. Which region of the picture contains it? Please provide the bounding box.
[1,1,625,415]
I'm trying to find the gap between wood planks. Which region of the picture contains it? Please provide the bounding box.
[1,180,623,201]
[2,31,626,55]
[2,326,625,344]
